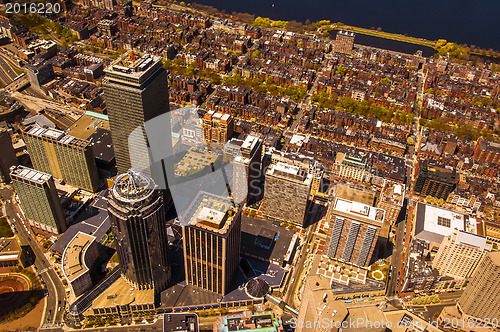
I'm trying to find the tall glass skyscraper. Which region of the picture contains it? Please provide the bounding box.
[108,169,171,298]
[103,53,171,177]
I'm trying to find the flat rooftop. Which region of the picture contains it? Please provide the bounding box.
[10,165,51,184]
[66,114,110,140]
[289,134,305,146]
[174,148,217,177]
[274,162,300,175]
[0,237,21,260]
[333,197,385,223]
[301,275,349,330]
[383,310,443,332]
[92,276,154,309]
[335,183,376,206]
[161,283,221,309]
[453,230,490,251]
[240,216,294,265]
[163,313,198,332]
[314,255,368,286]
[62,232,95,282]
[488,251,500,266]
[26,124,88,148]
[415,203,476,244]
[183,191,237,234]
[88,128,114,164]
[105,53,163,79]
[266,162,312,184]
[241,134,260,151]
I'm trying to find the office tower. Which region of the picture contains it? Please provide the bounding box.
[433,230,491,279]
[414,159,456,199]
[10,165,66,234]
[182,192,241,295]
[108,170,171,297]
[457,252,500,323]
[232,133,262,203]
[262,162,312,227]
[473,137,500,164]
[103,53,170,176]
[334,30,355,54]
[0,128,18,183]
[202,110,234,143]
[326,197,385,266]
[23,124,99,192]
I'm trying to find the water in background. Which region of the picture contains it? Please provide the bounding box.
[197,0,500,50]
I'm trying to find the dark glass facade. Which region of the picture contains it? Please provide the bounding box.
[108,170,171,300]
[103,54,170,176]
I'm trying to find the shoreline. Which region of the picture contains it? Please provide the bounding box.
[172,1,500,60]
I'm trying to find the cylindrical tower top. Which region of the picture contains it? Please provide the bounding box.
[111,169,155,204]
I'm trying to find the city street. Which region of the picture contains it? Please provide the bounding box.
[284,222,318,308]
[386,214,406,298]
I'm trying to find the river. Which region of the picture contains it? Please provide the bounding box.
[196,0,500,51]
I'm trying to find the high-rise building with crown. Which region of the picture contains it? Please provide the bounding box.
[108,170,171,299]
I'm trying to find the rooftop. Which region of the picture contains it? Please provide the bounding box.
[183,191,237,234]
[88,128,114,164]
[333,197,385,223]
[163,313,198,332]
[335,183,376,206]
[51,191,110,255]
[266,162,312,184]
[240,216,294,265]
[112,170,155,203]
[415,203,476,244]
[488,251,500,266]
[10,165,51,184]
[25,124,89,148]
[479,137,500,153]
[66,114,110,140]
[215,311,283,332]
[450,230,491,251]
[62,232,96,282]
[105,53,163,79]
[91,276,154,309]
[241,134,260,152]
[0,237,22,260]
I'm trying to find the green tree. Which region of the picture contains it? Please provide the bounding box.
[251,49,261,58]
[253,17,272,27]
[380,77,391,85]
[335,65,346,75]
[271,20,288,28]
